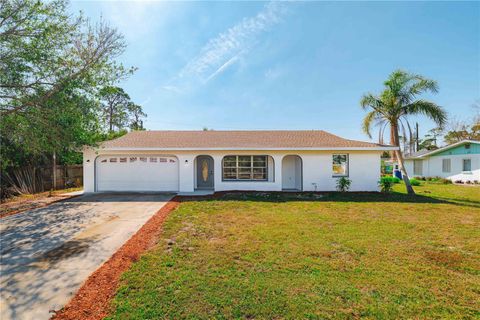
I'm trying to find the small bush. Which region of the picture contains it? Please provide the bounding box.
[465,180,472,184]
[410,178,421,186]
[336,177,352,192]
[380,176,401,184]
[379,177,394,193]
[474,180,479,185]
[425,177,451,184]
[454,180,463,184]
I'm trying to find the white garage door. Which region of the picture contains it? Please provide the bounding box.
[96,155,179,192]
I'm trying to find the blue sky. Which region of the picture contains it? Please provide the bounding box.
[70,1,479,141]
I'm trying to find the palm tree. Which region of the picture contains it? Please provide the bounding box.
[361,70,447,195]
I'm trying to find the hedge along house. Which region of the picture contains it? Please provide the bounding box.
[82,130,397,193]
[404,140,480,183]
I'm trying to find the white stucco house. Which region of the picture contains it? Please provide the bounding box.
[404,140,480,183]
[82,130,397,193]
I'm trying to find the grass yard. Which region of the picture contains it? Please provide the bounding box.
[108,183,480,319]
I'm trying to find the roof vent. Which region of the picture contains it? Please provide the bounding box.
[465,143,471,149]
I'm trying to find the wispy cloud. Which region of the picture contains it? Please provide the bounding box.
[161,85,183,94]
[204,52,243,82]
[178,2,289,83]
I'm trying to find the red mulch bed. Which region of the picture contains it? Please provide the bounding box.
[51,196,181,320]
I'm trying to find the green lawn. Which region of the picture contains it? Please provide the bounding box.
[108,183,480,319]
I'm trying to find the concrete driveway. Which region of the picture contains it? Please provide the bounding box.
[0,193,172,320]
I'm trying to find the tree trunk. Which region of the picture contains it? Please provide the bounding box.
[52,151,57,191]
[109,106,113,132]
[390,125,397,161]
[392,122,415,195]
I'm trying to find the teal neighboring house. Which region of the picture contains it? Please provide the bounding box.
[404,140,480,183]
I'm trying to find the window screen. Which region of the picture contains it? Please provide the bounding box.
[442,159,451,173]
[222,155,267,181]
[413,160,423,176]
[463,159,472,171]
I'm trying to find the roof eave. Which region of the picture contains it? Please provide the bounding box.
[96,146,398,151]
[413,140,480,158]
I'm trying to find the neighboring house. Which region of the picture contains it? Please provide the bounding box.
[83,130,397,193]
[404,140,480,182]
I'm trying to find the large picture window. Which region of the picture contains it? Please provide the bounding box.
[332,154,348,176]
[222,155,268,181]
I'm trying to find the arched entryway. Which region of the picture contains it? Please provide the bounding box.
[282,155,302,191]
[195,155,214,190]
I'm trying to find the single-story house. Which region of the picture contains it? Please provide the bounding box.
[404,140,480,182]
[83,130,397,193]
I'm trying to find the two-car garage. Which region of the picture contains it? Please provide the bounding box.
[95,155,179,192]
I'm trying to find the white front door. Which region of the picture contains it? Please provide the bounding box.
[96,155,179,192]
[282,155,302,190]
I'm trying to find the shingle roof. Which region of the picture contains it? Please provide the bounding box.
[100,130,394,150]
[404,149,431,159]
[405,140,480,159]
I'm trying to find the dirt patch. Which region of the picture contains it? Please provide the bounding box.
[0,191,82,219]
[51,196,181,320]
[424,249,464,268]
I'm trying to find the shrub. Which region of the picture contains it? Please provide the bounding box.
[380,176,401,184]
[410,178,421,186]
[379,177,394,193]
[474,180,479,185]
[465,180,472,184]
[454,180,463,184]
[336,177,352,192]
[425,177,451,184]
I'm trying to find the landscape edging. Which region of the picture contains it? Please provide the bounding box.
[51,196,181,320]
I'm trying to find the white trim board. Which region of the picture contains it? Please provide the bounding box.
[96,147,398,152]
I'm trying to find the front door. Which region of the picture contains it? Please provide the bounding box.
[196,156,214,189]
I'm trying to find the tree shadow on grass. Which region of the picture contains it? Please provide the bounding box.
[179,191,480,209]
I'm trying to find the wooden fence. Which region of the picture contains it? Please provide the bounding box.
[1,165,83,199]
[41,164,83,190]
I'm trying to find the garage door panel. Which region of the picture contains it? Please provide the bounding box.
[96,155,179,192]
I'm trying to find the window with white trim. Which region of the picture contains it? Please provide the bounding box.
[332,154,348,176]
[442,159,451,173]
[463,159,472,172]
[413,160,423,176]
[222,155,268,181]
